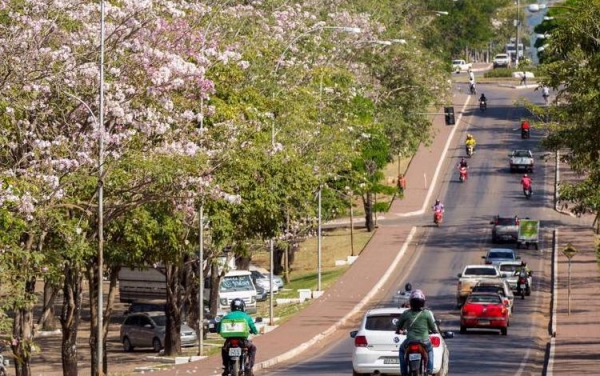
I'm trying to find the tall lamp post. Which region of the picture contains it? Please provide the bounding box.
[97,0,106,374]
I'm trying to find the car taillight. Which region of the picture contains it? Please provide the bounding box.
[430,336,441,347]
[408,344,421,352]
[485,261,492,265]
[354,335,368,347]
[503,299,510,306]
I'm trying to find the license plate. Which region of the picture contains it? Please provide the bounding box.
[520,284,526,288]
[228,347,242,357]
[408,353,421,361]
[383,357,399,364]
[478,320,490,326]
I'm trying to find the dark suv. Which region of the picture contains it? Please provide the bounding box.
[490,215,519,243]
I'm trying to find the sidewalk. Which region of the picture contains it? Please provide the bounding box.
[147,94,470,375]
[551,226,600,375]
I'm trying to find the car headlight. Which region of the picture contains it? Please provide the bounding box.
[251,296,256,303]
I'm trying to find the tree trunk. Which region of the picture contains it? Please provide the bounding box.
[363,192,374,232]
[209,263,220,317]
[12,278,36,376]
[60,262,83,376]
[164,264,182,356]
[38,282,59,331]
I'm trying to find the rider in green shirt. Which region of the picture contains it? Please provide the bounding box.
[218,298,258,376]
[396,290,438,376]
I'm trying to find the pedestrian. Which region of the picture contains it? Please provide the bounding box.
[397,173,407,196]
[520,70,527,86]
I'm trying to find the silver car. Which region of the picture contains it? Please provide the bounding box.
[119,311,197,352]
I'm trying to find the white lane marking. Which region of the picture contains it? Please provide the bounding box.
[398,95,472,217]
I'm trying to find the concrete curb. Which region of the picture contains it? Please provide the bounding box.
[255,227,418,371]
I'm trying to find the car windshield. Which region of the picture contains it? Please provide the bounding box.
[496,218,516,225]
[473,286,505,296]
[500,264,519,273]
[365,313,402,331]
[514,150,530,157]
[220,275,254,292]
[468,295,502,304]
[465,267,498,276]
[452,60,462,65]
[488,251,514,259]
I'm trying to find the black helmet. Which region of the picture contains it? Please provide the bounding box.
[435,199,440,205]
[521,261,527,267]
[230,298,246,312]
[409,289,426,310]
[405,283,413,292]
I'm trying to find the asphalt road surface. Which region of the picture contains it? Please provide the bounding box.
[262,84,556,375]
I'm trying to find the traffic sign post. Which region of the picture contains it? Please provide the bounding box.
[562,243,579,315]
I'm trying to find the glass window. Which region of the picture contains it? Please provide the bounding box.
[365,314,402,331]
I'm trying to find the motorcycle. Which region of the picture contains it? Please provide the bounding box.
[459,166,468,182]
[523,185,532,199]
[521,128,530,139]
[466,145,474,158]
[222,338,251,376]
[516,271,532,299]
[479,100,486,111]
[405,341,429,376]
[433,210,444,227]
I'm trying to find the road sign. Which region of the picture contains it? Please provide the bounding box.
[562,243,579,259]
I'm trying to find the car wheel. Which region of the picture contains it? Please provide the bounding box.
[501,327,508,336]
[152,337,162,352]
[460,325,466,334]
[122,337,134,352]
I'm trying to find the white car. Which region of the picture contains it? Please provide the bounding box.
[350,307,453,376]
[452,59,472,72]
[493,53,510,68]
[250,270,280,293]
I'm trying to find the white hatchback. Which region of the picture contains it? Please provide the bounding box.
[350,307,453,376]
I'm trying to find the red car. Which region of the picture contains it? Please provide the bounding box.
[460,292,509,335]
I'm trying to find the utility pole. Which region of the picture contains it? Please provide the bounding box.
[515,0,521,68]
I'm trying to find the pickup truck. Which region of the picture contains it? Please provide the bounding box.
[490,215,519,243]
[456,265,504,306]
[452,59,472,72]
[509,150,534,173]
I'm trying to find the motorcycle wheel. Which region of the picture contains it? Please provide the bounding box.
[0,368,6,376]
[232,359,240,376]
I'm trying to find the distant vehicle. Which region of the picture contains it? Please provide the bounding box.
[456,265,504,306]
[471,279,515,315]
[498,261,533,293]
[250,265,284,288]
[490,215,520,243]
[460,292,509,335]
[250,270,280,293]
[119,311,197,352]
[349,307,453,376]
[482,248,519,266]
[493,53,511,68]
[505,42,524,60]
[509,150,534,173]
[452,59,472,72]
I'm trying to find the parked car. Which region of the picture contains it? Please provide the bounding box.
[124,299,218,337]
[460,292,509,335]
[482,248,519,266]
[490,215,520,243]
[250,269,281,293]
[350,307,453,376]
[471,279,515,315]
[255,285,268,302]
[493,53,510,68]
[498,261,533,293]
[119,311,198,352]
[509,150,534,173]
[452,59,472,72]
[250,265,284,288]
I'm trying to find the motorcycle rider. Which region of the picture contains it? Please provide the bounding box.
[457,158,469,180]
[521,120,530,137]
[465,133,476,155]
[479,93,487,108]
[521,174,532,195]
[468,69,476,94]
[396,290,438,376]
[218,298,259,376]
[397,282,413,307]
[432,199,444,223]
[517,260,532,275]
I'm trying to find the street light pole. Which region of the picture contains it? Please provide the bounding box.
[515,0,521,68]
[97,0,106,374]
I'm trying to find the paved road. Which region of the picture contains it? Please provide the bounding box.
[262,82,557,375]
